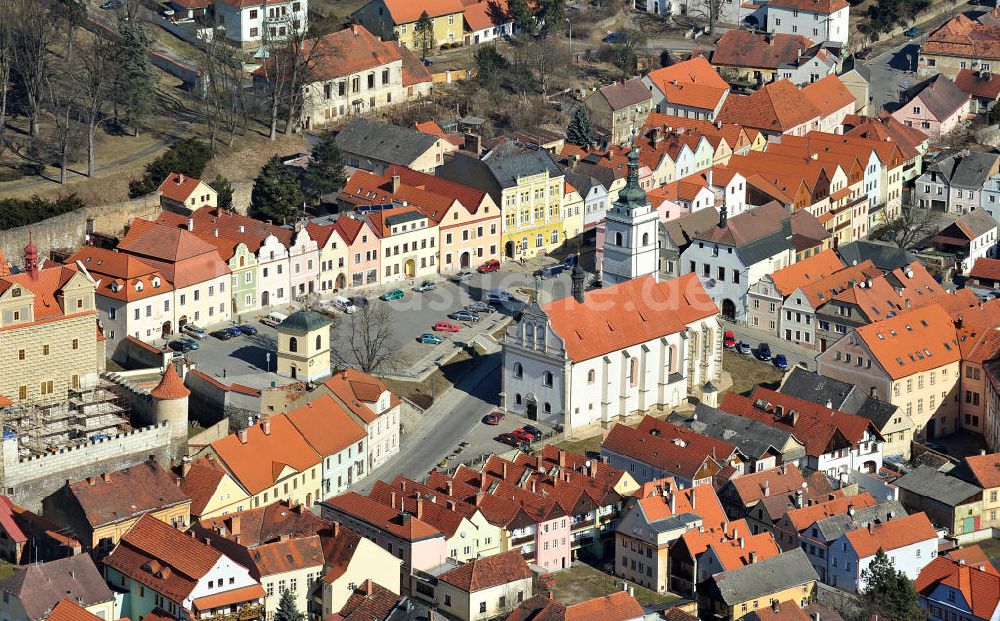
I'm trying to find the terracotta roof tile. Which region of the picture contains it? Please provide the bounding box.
[843,511,936,557]
[801,74,856,117]
[285,394,367,457]
[856,303,961,380]
[916,556,1000,620]
[632,477,728,528]
[954,68,1000,99]
[730,465,806,504]
[712,31,814,70]
[47,599,104,621]
[191,583,265,610]
[118,219,231,288]
[770,249,845,297]
[646,57,729,111]
[336,580,402,621]
[438,550,532,592]
[158,172,206,203]
[922,14,1000,61]
[564,591,645,621]
[209,416,322,495]
[66,461,188,529]
[542,274,717,363]
[970,257,1000,281]
[150,364,190,400]
[380,0,464,23]
[596,78,652,111]
[784,492,876,532]
[602,416,736,481]
[960,451,1000,489]
[718,80,820,133]
[322,492,443,541]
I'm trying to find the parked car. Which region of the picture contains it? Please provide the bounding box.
[261,312,288,327]
[522,425,543,438]
[332,295,357,314]
[602,31,624,43]
[181,337,199,350]
[100,0,124,8]
[168,339,195,352]
[773,354,788,369]
[413,281,437,293]
[723,330,736,349]
[212,329,234,340]
[485,289,516,305]
[451,271,473,283]
[236,324,257,336]
[483,411,504,425]
[478,259,500,273]
[224,326,243,338]
[350,295,369,308]
[512,428,534,441]
[496,433,522,447]
[905,26,921,37]
[381,289,405,301]
[466,302,495,314]
[754,343,772,361]
[448,310,480,322]
[534,264,565,279]
[736,341,752,355]
[182,324,207,340]
[417,333,443,344]
[434,321,461,332]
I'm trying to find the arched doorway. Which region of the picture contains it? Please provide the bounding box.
[306,493,312,506]
[261,290,270,307]
[404,259,416,278]
[721,299,736,320]
[161,321,172,338]
[526,395,538,420]
[460,252,471,269]
[863,460,877,474]
[178,315,188,329]
[336,273,346,289]
[505,241,515,259]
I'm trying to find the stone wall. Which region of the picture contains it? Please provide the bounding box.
[2,182,253,265]
[1,422,174,512]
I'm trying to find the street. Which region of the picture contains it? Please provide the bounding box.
[721,319,819,371]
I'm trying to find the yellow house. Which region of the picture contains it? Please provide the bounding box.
[42,461,190,555]
[309,222,350,294]
[953,452,1000,530]
[181,455,252,519]
[352,0,465,49]
[276,309,332,383]
[562,180,585,242]
[700,549,818,620]
[197,416,325,512]
[321,530,403,616]
[438,147,567,260]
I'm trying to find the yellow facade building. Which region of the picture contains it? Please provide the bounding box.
[276,309,332,383]
[352,0,465,49]
[700,549,818,621]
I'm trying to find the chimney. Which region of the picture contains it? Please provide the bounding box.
[558,450,566,468]
[101,472,111,483]
[391,175,401,193]
[771,599,779,613]
[536,455,544,471]
[177,173,185,184]
[763,480,770,497]
[187,218,195,231]
[391,491,397,509]
[416,497,424,520]
[750,551,758,563]
[502,462,508,479]
[365,580,374,596]
[262,420,271,435]
[531,480,537,493]
[446,480,454,496]
[690,489,696,510]
[213,228,219,237]
[237,429,248,444]
[351,24,359,35]
[669,492,676,513]
[795,489,804,508]
[738,537,745,549]
[959,559,966,565]
[464,133,481,155]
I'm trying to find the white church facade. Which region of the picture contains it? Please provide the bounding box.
[601,145,661,286]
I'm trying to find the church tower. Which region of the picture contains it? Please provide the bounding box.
[601,143,659,286]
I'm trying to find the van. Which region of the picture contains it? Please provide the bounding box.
[533,264,565,280]
[485,289,516,305]
[333,295,357,314]
[261,311,288,327]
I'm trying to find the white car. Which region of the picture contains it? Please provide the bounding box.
[332,296,357,314]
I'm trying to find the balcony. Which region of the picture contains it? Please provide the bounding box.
[510,534,535,547]
[197,604,264,621]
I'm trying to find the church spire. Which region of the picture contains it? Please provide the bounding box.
[614,136,648,212]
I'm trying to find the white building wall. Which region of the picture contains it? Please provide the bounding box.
[828,536,936,592]
[256,236,291,309]
[174,275,231,329]
[97,289,174,343]
[768,5,849,45]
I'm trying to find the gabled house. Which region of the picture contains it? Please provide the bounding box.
[643,57,731,121]
[932,209,999,273]
[893,465,983,536]
[716,464,841,536]
[285,394,368,499]
[915,150,1000,215]
[602,416,744,487]
[778,367,910,458]
[42,460,190,557]
[697,549,819,621]
[716,79,821,138]
[415,550,533,621]
[754,0,850,46]
[826,511,938,592]
[950,451,1000,532]
[916,555,1000,621]
[667,518,779,597]
[801,74,856,133]
[954,68,1000,114]
[0,496,81,564]
[158,172,217,214]
[719,387,885,477]
[891,74,971,140]
[335,117,456,175]
[318,522,404,616]
[745,248,845,338]
[968,257,1000,296]
[584,78,653,145]
[0,555,114,621]
[102,513,264,621]
[315,369,401,471]
[919,13,1000,80]
[215,0,307,49]
[506,591,644,621]
[352,0,464,48]
[710,31,815,86]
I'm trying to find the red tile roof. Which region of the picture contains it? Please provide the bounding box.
[955,68,1000,99]
[602,416,736,481]
[158,172,207,203]
[564,591,645,621]
[801,74,856,117]
[150,364,190,400]
[195,499,332,548]
[322,492,443,541]
[323,368,396,425]
[855,303,961,380]
[730,465,806,504]
[0,264,90,322]
[542,274,718,362]
[47,599,104,621]
[285,394,367,456]
[844,511,936,557]
[770,249,845,297]
[916,556,1000,620]
[960,452,1000,489]
[278,26,402,82]
[784,492,876,532]
[946,544,1000,575]
[209,417,322,495]
[69,247,174,303]
[922,14,1000,61]
[381,0,464,23]
[632,477,728,529]
[712,31,814,70]
[970,257,1000,281]
[718,79,820,133]
[191,583,266,611]
[646,57,730,111]
[67,461,188,529]
[180,457,228,518]
[117,219,231,288]
[438,550,532,592]
[463,0,509,31]
[335,580,403,621]
[721,387,880,458]
[596,78,652,111]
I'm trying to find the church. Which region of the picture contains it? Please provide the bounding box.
[501,146,722,435]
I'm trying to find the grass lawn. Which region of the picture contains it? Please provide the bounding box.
[554,434,603,457]
[548,562,677,606]
[722,350,783,396]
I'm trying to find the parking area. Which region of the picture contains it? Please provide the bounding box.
[177,261,599,380]
[433,408,561,473]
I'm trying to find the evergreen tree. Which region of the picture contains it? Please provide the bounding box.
[566,106,595,148]
[249,156,304,223]
[115,22,155,136]
[273,590,304,621]
[414,11,435,59]
[538,0,566,35]
[303,133,347,200]
[210,175,234,211]
[128,138,212,197]
[859,549,927,621]
[508,0,535,35]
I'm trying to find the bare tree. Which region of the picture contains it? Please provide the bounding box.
[202,29,249,151]
[45,58,79,184]
[74,38,114,177]
[869,207,940,250]
[257,24,321,139]
[0,8,12,155]
[10,0,57,138]
[347,302,398,374]
[528,38,570,96]
[689,0,726,36]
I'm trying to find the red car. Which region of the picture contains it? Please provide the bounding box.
[483,411,504,425]
[478,259,501,273]
[723,330,736,349]
[496,433,521,447]
[512,428,534,441]
[434,321,461,332]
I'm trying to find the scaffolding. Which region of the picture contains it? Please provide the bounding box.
[1,379,132,459]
